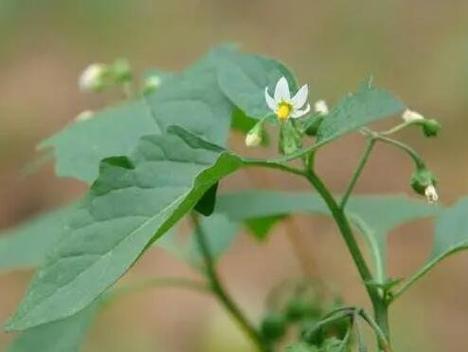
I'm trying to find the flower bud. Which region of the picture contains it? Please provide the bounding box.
[314,100,329,115]
[245,121,263,147]
[402,109,424,123]
[421,119,441,137]
[142,75,162,95]
[424,184,439,204]
[74,110,94,122]
[411,168,438,203]
[79,63,107,92]
[111,58,132,84]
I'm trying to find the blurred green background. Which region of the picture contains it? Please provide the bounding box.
[1,1,468,351]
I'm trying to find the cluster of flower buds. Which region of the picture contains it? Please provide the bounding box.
[78,59,132,93]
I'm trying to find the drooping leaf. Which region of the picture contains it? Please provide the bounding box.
[217,49,297,119]
[316,80,405,143]
[0,205,76,271]
[6,129,246,331]
[7,301,99,352]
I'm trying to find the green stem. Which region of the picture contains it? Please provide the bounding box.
[359,309,393,352]
[363,131,425,169]
[304,169,391,347]
[191,214,268,352]
[340,138,376,209]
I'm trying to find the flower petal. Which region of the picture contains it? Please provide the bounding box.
[264,87,277,112]
[291,84,309,109]
[291,103,311,118]
[274,76,290,102]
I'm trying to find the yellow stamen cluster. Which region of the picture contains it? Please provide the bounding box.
[276,102,292,121]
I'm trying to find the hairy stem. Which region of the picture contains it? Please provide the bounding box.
[191,214,268,352]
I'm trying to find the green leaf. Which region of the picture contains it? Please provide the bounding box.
[431,199,468,260]
[407,199,468,284]
[194,182,219,216]
[217,49,297,119]
[144,47,236,147]
[245,215,286,240]
[40,100,159,183]
[215,191,439,279]
[7,301,99,352]
[316,80,405,143]
[346,196,440,267]
[6,129,246,331]
[41,47,240,184]
[0,205,76,271]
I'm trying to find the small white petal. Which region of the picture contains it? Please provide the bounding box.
[402,109,424,123]
[291,84,309,109]
[74,110,94,122]
[264,87,277,112]
[79,63,106,91]
[274,76,290,102]
[314,100,329,115]
[425,184,439,204]
[291,103,311,119]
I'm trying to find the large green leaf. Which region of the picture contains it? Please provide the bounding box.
[7,302,99,352]
[217,49,297,119]
[5,128,246,331]
[316,80,405,144]
[0,205,76,271]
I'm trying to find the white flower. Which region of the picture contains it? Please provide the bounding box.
[314,100,329,115]
[424,184,439,204]
[74,110,94,122]
[402,109,424,123]
[79,63,107,92]
[265,77,310,121]
[245,130,262,147]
